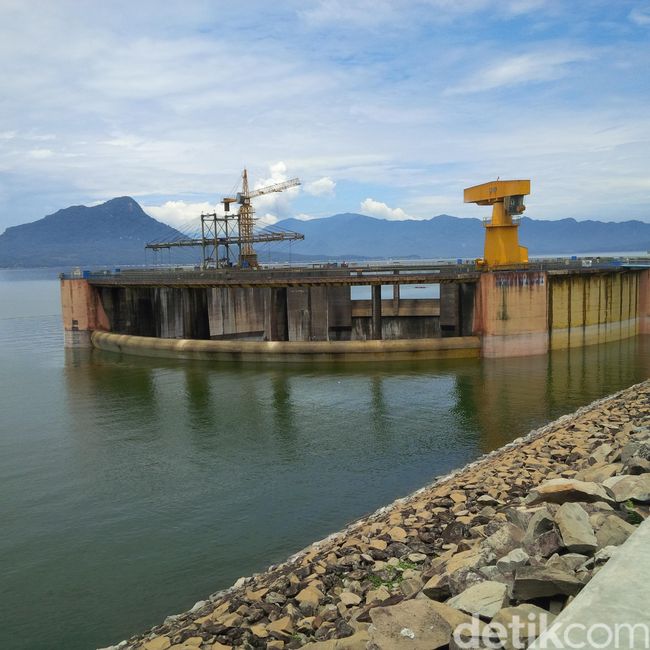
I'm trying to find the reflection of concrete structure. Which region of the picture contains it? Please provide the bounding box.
[61,265,650,361]
[454,334,650,452]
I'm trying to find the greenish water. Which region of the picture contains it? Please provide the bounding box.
[1,269,650,650]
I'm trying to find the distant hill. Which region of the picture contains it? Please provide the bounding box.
[1,200,649,268]
[276,213,650,259]
[0,197,193,268]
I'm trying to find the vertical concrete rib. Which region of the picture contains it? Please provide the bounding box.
[371,284,382,340]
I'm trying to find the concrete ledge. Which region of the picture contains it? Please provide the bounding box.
[91,330,481,363]
[531,516,650,649]
[481,330,549,358]
[550,317,639,350]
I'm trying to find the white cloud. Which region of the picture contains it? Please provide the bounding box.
[299,0,397,28]
[305,177,336,196]
[27,148,54,159]
[630,5,650,26]
[360,198,413,220]
[446,49,592,94]
[251,161,301,223]
[144,200,216,229]
[505,0,549,16]
[0,2,649,227]
[257,213,279,226]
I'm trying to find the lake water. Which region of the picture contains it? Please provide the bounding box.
[2,268,650,650]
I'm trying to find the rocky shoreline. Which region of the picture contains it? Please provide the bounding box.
[106,380,650,650]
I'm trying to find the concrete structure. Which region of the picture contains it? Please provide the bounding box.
[60,264,650,361]
[91,331,481,362]
[60,277,110,347]
[531,516,650,649]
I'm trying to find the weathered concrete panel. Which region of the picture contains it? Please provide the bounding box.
[310,286,329,341]
[549,272,639,350]
[97,286,157,337]
[156,288,184,338]
[459,283,476,337]
[440,284,460,337]
[287,287,311,341]
[327,286,352,327]
[207,287,266,340]
[352,316,439,340]
[61,279,110,347]
[371,285,382,340]
[474,271,549,358]
[264,288,288,341]
[182,289,210,340]
[639,270,650,334]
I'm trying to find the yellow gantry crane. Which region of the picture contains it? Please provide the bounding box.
[223,169,301,268]
[464,179,530,267]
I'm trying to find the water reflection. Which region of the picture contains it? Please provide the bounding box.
[5,279,650,650]
[270,373,298,441]
[64,348,160,441]
[63,336,650,460]
[453,335,650,451]
[183,365,216,430]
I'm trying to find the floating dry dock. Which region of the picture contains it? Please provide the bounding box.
[61,260,650,360]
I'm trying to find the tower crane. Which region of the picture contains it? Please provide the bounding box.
[222,169,301,267]
[145,168,304,269]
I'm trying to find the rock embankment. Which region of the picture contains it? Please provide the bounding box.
[109,381,650,650]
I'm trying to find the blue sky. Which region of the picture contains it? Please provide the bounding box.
[1,0,649,231]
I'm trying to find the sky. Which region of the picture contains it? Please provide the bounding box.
[0,0,649,232]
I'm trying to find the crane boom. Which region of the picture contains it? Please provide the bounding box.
[248,177,300,199]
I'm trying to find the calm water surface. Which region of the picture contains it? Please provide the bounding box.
[1,268,649,650]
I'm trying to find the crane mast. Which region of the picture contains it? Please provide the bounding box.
[146,168,303,269]
[239,169,255,266]
[222,168,301,268]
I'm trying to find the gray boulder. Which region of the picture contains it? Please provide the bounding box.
[368,599,456,650]
[513,565,583,600]
[446,581,508,619]
[603,475,650,503]
[555,503,598,553]
[526,479,615,506]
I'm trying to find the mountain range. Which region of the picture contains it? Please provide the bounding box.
[1,197,649,268]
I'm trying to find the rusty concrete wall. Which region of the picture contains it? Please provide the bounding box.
[207,287,267,340]
[286,287,311,341]
[548,272,639,350]
[352,316,440,341]
[284,287,332,341]
[97,286,156,337]
[69,269,650,359]
[474,271,549,358]
[60,279,110,347]
[440,284,460,337]
[310,286,329,341]
[264,288,288,341]
[97,286,209,340]
[639,270,650,335]
[327,286,352,341]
